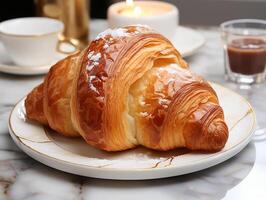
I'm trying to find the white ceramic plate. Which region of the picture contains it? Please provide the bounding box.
[0,43,67,75]
[8,83,256,180]
[172,26,205,57]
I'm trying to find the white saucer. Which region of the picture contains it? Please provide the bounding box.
[0,44,66,75]
[171,26,205,57]
[8,83,256,180]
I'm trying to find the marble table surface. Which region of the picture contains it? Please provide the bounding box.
[0,19,266,200]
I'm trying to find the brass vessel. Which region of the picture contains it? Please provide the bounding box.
[36,0,89,51]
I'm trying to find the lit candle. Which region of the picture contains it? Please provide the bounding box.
[108,0,179,39]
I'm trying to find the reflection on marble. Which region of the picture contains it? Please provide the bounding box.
[0,143,257,200]
[85,143,255,200]
[0,20,266,199]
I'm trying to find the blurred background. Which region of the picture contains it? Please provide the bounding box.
[0,0,265,26]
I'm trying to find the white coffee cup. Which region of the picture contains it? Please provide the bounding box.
[0,17,64,67]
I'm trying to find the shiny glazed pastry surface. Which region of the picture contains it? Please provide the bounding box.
[25,25,228,151]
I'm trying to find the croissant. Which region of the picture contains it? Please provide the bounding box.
[25,25,229,152]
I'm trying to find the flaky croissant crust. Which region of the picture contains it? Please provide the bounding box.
[26,25,228,152]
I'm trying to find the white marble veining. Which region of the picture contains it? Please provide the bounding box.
[0,20,266,200]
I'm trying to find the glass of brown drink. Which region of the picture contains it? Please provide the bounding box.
[221,19,266,84]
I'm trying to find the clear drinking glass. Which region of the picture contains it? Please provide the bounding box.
[221,19,266,84]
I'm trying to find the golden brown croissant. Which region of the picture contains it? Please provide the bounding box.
[25,25,229,151]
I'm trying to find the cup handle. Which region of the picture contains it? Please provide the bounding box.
[56,38,80,54]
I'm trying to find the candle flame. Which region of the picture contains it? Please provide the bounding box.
[125,0,142,17]
[126,0,134,7]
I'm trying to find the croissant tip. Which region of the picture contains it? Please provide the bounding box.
[184,115,229,151]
